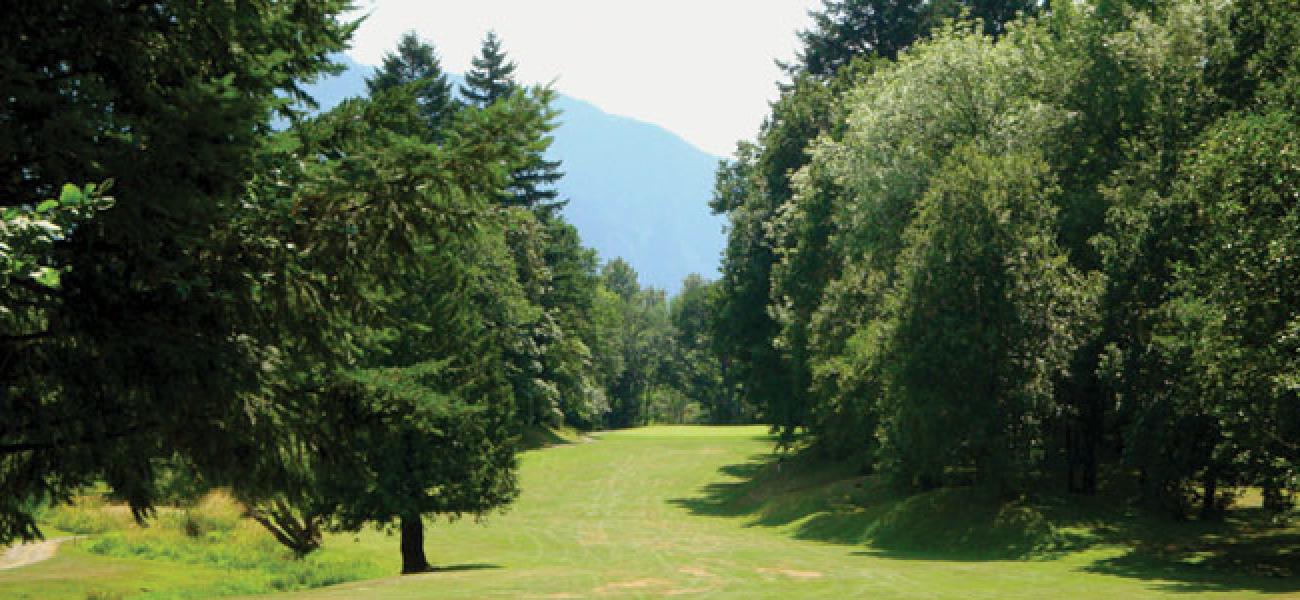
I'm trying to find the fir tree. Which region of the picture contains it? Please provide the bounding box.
[460,31,564,211]
[509,91,565,211]
[366,31,457,137]
[459,30,518,107]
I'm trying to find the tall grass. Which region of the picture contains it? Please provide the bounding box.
[44,495,135,535]
[43,491,386,596]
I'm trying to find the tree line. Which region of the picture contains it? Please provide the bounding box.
[0,1,726,572]
[709,0,1300,518]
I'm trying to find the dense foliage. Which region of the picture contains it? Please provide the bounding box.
[711,0,1300,515]
[2,0,356,544]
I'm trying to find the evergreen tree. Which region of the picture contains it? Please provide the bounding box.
[791,0,1041,77]
[366,31,458,136]
[511,138,565,210]
[539,218,606,427]
[460,30,518,107]
[502,89,565,211]
[0,0,352,544]
[238,82,554,570]
[794,0,925,74]
[460,31,564,210]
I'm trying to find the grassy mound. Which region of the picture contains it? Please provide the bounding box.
[671,451,1089,559]
[518,424,586,450]
[672,447,1300,568]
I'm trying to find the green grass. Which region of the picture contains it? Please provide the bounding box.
[3,426,1299,599]
[0,492,387,599]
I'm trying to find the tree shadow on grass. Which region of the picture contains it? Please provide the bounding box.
[1074,515,1300,594]
[1031,496,1300,593]
[669,451,1071,558]
[669,452,1300,594]
[520,426,574,450]
[421,563,501,573]
[666,455,778,518]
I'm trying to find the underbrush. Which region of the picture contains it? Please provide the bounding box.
[41,492,135,536]
[41,490,386,597]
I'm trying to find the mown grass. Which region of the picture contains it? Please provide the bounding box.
[671,446,1300,573]
[3,426,1298,599]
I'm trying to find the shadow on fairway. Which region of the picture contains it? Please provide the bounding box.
[520,426,575,450]
[423,563,502,573]
[669,452,1085,560]
[670,452,1300,594]
[1075,522,1300,594]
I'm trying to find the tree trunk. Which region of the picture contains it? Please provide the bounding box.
[1064,401,1101,495]
[400,514,430,574]
[1065,425,1079,493]
[1200,471,1219,520]
[1081,396,1100,495]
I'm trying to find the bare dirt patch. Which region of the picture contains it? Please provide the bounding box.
[678,566,714,578]
[593,578,671,594]
[578,528,609,546]
[0,536,83,571]
[756,567,823,579]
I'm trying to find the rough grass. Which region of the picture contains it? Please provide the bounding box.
[2,491,385,599]
[3,426,1298,599]
[42,495,136,536]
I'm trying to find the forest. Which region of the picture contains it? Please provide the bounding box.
[709,0,1300,520]
[2,0,1299,597]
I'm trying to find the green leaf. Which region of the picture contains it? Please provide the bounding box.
[36,199,59,212]
[32,266,62,289]
[59,183,84,206]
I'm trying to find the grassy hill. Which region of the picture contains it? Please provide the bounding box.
[2,426,1297,598]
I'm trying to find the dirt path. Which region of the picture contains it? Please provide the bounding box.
[0,536,82,571]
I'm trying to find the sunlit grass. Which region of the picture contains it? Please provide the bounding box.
[2,426,1297,599]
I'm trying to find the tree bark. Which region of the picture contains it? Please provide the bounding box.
[1064,396,1100,495]
[400,514,430,574]
[1081,396,1100,495]
[1201,470,1219,520]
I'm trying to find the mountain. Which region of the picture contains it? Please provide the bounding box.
[297,55,724,295]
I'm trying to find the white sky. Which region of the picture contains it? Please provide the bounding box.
[345,1,821,157]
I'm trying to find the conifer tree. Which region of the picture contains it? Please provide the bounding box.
[459,30,518,107]
[460,31,564,211]
[791,0,1040,77]
[366,31,457,136]
[509,99,565,210]
[0,0,353,544]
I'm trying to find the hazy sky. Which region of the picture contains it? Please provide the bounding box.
[345,1,821,157]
